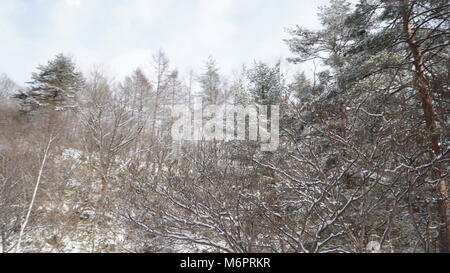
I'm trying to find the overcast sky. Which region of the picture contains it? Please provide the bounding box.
[0,0,332,85]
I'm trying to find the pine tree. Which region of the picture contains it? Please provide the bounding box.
[284,0,450,252]
[14,54,84,112]
[247,61,284,105]
[343,0,450,253]
[285,0,352,70]
[199,57,222,105]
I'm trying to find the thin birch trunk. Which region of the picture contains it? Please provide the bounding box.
[16,136,54,253]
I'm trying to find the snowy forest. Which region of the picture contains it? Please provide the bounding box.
[0,0,449,253]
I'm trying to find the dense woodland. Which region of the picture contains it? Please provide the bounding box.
[0,0,449,253]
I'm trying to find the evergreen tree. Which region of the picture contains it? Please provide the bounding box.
[14,54,84,112]
[343,0,450,253]
[199,57,222,105]
[247,61,284,105]
[285,0,353,70]
[285,0,449,252]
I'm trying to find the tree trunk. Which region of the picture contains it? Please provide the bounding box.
[16,136,54,253]
[402,5,449,253]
